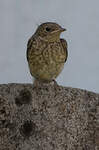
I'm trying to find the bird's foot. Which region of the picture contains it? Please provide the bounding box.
[33,79,59,95]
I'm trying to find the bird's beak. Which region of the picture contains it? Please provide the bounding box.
[51,28,66,34]
[60,28,66,32]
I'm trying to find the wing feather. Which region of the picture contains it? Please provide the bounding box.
[27,36,46,61]
[60,39,68,62]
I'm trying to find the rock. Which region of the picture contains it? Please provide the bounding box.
[0,81,99,150]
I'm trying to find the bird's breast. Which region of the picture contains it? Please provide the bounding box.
[42,41,66,63]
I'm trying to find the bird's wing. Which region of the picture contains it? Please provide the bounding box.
[60,39,68,62]
[27,36,46,61]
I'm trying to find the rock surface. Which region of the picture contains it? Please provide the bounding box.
[0,81,99,150]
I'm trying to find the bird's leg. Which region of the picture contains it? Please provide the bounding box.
[33,78,59,89]
[52,79,60,91]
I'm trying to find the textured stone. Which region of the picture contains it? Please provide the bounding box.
[0,81,99,150]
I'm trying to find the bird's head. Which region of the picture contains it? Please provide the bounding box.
[35,22,66,42]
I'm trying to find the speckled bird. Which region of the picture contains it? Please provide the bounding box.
[27,22,68,82]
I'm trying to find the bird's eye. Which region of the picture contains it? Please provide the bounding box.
[45,27,51,32]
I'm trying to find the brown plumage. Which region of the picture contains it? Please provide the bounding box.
[27,22,68,82]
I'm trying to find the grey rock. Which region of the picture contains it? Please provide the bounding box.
[0,81,99,150]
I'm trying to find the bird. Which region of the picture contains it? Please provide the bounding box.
[27,22,68,83]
